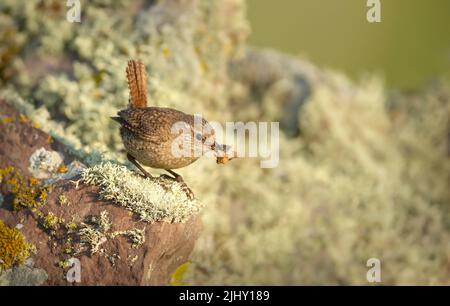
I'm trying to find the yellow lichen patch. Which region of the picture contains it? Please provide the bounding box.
[40,212,60,230]
[65,222,77,232]
[1,116,15,124]
[18,114,29,123]
[58,259,70,269]
[56,165,68,173]
[162,47,171,58]
[0,165,14,183]
[12,181,47,211]
[170,262,191,286]
[0,166,48,211]
[31,121,41,129]
[58,194,69,206]
[29,177,40,187]
[0,220,36,271]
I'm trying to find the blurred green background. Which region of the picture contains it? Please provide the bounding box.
[247,0,450,89]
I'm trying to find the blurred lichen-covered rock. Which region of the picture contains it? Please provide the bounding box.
[1,0,450,286]
[0,0,249,156]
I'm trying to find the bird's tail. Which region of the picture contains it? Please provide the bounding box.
[126,59,148,108]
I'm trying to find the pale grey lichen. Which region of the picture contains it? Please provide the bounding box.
[91,211,112,233]
[78,227,106,256]
[28,147,64,179]
[81,163,203,223]
[44,160,87,185]
[79,210,147,257]
[78,211,111,256]
[110,228,145,249]
[0,266,48,286]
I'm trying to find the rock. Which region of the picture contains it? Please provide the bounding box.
[0,266,48,286]
[0,99,202,285]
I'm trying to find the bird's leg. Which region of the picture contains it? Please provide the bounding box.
[166,169,184,183]
[127,153,153,178]
[164,169,194,200]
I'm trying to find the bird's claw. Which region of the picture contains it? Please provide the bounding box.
[156,174,194,200]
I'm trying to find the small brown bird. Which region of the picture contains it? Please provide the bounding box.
[112,60,230,195]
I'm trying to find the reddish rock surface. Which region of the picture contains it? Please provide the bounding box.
[0,99,202,285]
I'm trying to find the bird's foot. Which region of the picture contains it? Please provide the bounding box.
[166,169,185,183]
[180,184,195,200]
[157,174,195,200]
[158,174,176,181]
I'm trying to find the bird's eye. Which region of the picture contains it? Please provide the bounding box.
[195,133,202,141]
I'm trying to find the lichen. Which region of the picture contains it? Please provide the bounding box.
[77,211,146,259]
[29,148,62,172]
[57,259,70,269]
[78,224,108,256]
[39,212,61,230]
[56,165,68,173]
[1,0,450,285]
[0,166,48,211]
[0,266,48,286]
[170,262,191,286]
[58,194,68,206]
[78,211,111,256]
[110,228,145,249]
[0,220,36,271]
[28,147,64,179]
[81,163,203,223]
[64,222,77,232]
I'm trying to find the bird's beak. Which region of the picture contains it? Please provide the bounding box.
[212,141,237,164]
[212,141,231,154]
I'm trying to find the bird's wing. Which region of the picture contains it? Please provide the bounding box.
[115,108,190,144]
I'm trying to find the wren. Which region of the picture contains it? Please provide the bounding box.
[112,60,230,197]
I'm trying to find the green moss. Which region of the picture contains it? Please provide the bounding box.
[0,220,36,271]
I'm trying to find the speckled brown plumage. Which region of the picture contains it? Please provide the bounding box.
[126,60,148,109]
[112,60,219,198]
[116,106,210,170]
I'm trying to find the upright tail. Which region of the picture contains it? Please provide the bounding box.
[126,59,148,108]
